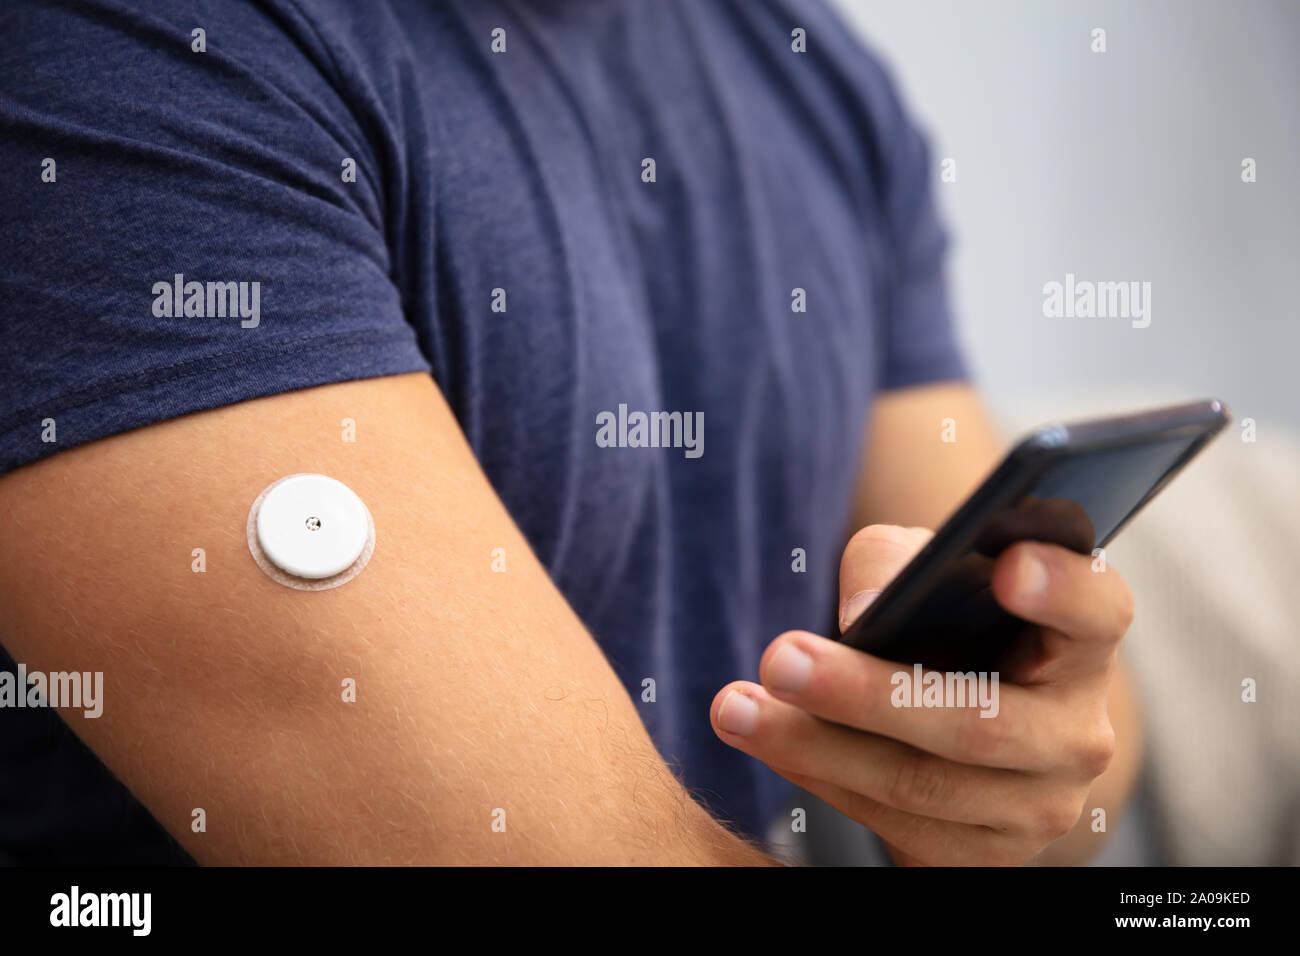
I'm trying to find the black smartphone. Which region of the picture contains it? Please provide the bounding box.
[838,399,1231,671]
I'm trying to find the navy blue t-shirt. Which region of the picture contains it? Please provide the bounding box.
[0,0,966,862]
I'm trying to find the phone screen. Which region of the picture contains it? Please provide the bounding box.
[854,433,1212,671]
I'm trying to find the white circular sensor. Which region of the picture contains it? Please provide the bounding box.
[252,474,371,583]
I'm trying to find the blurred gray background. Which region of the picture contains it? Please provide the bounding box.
[831,0,1300,433]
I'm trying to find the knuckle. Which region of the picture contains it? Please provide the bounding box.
[884,756,954,812]
[1071,719,1117,778]
[1036,795,1085,841]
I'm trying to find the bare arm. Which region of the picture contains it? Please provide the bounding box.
[0,373,774,865]
[850,381,1002,531]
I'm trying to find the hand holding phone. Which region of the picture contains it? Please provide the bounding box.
[711,398,1227,864]
[838,399,1230,671]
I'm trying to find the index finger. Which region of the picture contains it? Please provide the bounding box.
[990,541,1134,681]
[759,631,1064,772]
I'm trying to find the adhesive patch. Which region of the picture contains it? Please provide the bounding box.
[246,474,375,591]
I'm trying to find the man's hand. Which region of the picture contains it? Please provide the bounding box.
[709,523,1134,866]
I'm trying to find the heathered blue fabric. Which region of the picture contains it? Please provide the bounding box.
[0,0,966,861]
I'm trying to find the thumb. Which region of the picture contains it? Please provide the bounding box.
[838,524,932,633]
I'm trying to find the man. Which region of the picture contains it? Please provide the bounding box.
[0,0,1137,864]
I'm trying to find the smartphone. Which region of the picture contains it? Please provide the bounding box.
[838,399,1231,671]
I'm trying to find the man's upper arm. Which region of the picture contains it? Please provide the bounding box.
[0,373,765,864]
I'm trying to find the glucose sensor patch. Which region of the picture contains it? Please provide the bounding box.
[246,474,375,590]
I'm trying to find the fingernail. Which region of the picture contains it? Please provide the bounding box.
[1016,551,1049,599]
[717,690,759,736]
[767,643,813,693]
[839,589,881,631]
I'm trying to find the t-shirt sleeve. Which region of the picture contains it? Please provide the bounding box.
[0,0,431,476]
[816,7,971,392]
[875,105,970,391]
